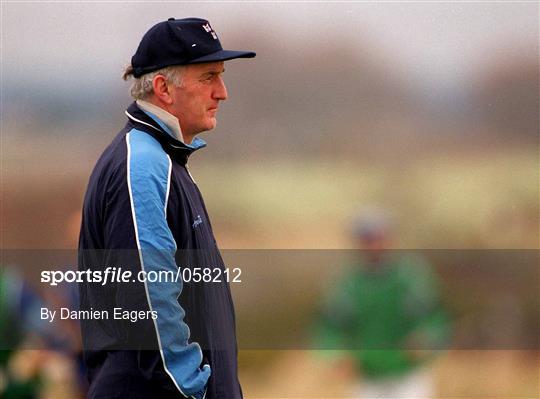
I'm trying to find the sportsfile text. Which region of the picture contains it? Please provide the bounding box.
[41,267,133,286]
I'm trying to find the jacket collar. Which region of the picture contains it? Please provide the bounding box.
[125,102,206,164]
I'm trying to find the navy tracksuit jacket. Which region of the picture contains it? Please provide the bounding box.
[78,103,242,399]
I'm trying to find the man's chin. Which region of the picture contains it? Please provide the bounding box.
[205,119,217,131]
[194,119,217,135]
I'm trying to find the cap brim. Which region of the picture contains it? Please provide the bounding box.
[188,49,256,64]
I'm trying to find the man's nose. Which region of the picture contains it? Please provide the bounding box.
[213,76,228,101]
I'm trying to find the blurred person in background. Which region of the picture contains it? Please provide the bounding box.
[0,267,42,398]
[0,267,81,399]
[314,209,450,398]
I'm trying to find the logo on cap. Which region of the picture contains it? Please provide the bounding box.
[202,23,218,40]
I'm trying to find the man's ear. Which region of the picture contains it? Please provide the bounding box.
[152,75,173,105]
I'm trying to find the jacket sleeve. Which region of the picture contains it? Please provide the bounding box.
[115,129,210,399]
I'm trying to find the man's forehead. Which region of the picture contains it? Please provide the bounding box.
[187,61,225,74]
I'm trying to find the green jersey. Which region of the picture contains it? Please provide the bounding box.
[314,254,449,378]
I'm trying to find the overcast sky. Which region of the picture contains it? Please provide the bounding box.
[2,1,538,90]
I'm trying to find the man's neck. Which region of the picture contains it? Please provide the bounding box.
[136,99,185,143]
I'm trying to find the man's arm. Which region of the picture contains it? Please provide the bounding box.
[111,129,210,399]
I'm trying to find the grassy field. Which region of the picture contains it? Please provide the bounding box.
[192,148,538,249]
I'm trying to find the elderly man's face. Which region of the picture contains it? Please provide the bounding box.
[168,61,227,142]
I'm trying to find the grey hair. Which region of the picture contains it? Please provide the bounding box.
[122,64,185,100]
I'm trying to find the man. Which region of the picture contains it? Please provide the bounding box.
[78,18,255,399]
[314,210,450,398]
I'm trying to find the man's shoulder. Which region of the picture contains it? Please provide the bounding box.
[95,126,166,170]
[126,128,168,161]
[86,125,173,201]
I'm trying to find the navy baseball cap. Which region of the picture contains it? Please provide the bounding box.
[131,17,256,78]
